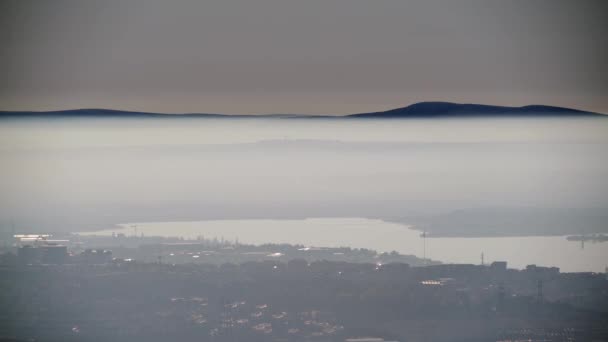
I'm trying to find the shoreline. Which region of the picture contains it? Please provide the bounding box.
[69,217,607,240]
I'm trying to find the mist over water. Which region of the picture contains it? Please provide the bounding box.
[1,117,608,270]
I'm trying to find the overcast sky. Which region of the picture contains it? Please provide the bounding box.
[1,0,606,114]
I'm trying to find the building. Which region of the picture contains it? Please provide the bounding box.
[81,249,113,264]
[490,261,507,271]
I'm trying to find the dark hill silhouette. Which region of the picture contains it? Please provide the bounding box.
[347,102,601,118]
[0,108,238,118]
[0,102,603,118]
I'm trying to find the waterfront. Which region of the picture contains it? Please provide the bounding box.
[80,217,608,272]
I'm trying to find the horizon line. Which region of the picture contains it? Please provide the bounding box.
[0,101,604,117]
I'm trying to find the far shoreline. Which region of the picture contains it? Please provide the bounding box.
[67,216,603,240]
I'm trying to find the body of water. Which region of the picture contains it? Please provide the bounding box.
[2,117,608,272]
[79,217,608,273]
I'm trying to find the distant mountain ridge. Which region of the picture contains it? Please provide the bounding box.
[0,102,603,118]
[348,102,601,118]
[0,108,236,118]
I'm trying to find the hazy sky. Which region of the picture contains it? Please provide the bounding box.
[1,0,607,114]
